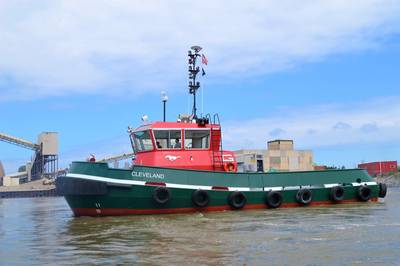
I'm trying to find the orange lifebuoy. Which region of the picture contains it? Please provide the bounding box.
[224,162,236,172]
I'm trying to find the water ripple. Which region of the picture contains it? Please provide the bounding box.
[0,190,400,265]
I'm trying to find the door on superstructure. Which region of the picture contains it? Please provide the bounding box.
[257,160,264,172]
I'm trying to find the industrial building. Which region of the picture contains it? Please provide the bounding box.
[0,132,59,186]
[235,139,313,172]
[358,161,398,176]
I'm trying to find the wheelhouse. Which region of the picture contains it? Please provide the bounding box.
[130,120,237,172]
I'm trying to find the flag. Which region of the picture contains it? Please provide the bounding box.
[201,68,206,76]
[201,54,208,65]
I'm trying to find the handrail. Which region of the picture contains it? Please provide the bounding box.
[98,152,136,163]
[205,113,212,124]
[213,113,221,125]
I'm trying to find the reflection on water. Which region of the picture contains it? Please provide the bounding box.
[1,189,400,265]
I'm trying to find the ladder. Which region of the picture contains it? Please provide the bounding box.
[210,114,224,171]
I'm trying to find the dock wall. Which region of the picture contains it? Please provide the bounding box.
[0,188,59,198]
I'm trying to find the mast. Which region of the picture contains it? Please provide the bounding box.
[188,45,202,119]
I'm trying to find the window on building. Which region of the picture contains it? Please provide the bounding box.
[184,130,210,149]
[153,130,182,149]
[132,130,154,152]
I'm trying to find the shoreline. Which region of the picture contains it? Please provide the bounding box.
[0,179,58,198]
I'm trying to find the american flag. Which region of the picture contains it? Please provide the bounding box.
[201,54,208,65]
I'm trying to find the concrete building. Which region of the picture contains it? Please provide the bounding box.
[235,140,313,172]
[2,172,27,186]
[0,161,33,187]
[0,131,59,183]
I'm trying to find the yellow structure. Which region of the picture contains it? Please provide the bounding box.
[235,140,313,172]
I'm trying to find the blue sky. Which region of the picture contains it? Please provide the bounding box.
[1,1,400,173]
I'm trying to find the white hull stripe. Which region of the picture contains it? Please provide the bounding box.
[67,173,146,186]
[324,182,378,188]
[324,183,340,188]
[264,186,283,191]
[65,174,377,192]
[352,181,377,186]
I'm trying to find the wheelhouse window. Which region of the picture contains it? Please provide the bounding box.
[185,130,210,149]
[153,130,182,149]
[132,130,154,152]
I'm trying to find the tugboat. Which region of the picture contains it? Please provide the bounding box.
[57,46,387,216]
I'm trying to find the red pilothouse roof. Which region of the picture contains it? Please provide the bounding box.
[134,121,220,132]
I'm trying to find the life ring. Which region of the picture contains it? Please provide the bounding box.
[223,162,236,172]
[330,186,345,202]
[265,191,283,208]
[228,191,247,209]
[192,189,210,207]
[296,188,312,205]
[152,186,171,204]
[378,183,387,198]
[358,185,371,201]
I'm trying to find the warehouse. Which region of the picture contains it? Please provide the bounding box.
[358,161,398,176]
[235,140,313,172]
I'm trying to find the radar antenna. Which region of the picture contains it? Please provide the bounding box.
[188,45,202,119]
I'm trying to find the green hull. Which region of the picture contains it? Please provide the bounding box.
[57,162,384,216]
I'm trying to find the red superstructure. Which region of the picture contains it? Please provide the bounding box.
[358,161,398,176]
[129,118,237,172]
[129,46,237,172]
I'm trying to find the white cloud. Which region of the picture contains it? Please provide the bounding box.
[332,122,352,130]
[1,0,400,101]
[223,96,400,149]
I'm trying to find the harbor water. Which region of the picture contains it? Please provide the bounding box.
[0,188,399,265]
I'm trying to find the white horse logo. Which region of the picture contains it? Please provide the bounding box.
[165,155,181,161]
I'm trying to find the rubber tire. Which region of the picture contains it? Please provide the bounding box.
[358,185,371,202]
[378,183,387,198]
[265,191,283,208]
[228,191,247,209]
[192,189,210,207]
[152,186,171,204]
[330,186,345,202]
[296,188,313,205]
